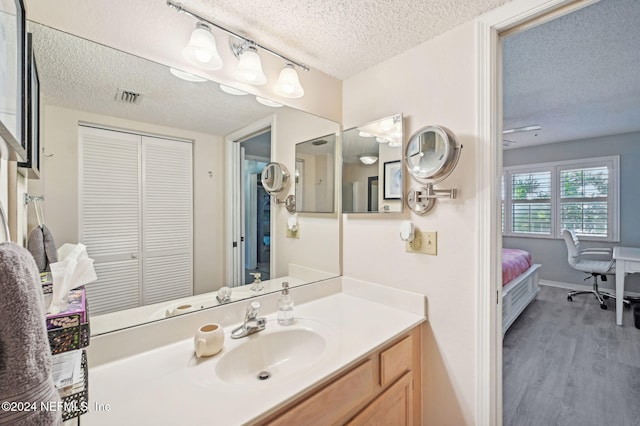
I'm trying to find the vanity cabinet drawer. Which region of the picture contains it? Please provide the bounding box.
[380,335,412,387]
[267,360,374,426]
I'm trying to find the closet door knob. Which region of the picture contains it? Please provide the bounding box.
[131,254,138,259]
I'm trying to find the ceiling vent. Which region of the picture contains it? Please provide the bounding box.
[115,88,143,105]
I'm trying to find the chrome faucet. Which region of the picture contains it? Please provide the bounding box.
[230,301,266,339]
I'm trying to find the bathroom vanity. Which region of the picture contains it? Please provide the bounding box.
[84,277,426,425]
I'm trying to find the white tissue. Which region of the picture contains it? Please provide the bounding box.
[48,243,97,314]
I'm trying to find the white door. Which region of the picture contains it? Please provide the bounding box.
[79,126,193,315]
[79,126,141,315]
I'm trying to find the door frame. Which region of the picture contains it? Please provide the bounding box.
[225,116,274,287]
[476,0,598,424]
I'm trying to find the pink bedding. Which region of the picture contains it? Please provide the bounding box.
[502,248,532,286]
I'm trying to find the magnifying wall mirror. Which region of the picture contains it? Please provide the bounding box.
[261,162,290,194]
[404,125,462,214]
[341,114,403,213]
[295,134,336,213]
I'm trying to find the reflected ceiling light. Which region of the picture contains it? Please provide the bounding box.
[256,96,283,108]
[388,140,402,148]
[182,23,223,70]
[503,125,541,134]
[376,137,389,144]
[219,84,248,95]
[169,68,207,82]
[233,45,267,85]
[273,64,304,98]
[358,154,378,165]
[358,131,374,138]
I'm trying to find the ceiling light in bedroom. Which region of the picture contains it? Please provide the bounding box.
[358,154,378,165]
[503,125,541,134]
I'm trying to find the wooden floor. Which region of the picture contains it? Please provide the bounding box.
[503,285,640,426]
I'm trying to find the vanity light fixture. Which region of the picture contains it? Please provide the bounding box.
[219,84,248,95]
[182,22,223,70]
[273,64,304,98]
[358,131,374,138]
[358,154,378,165]
[169,67,207,82]
[168,1,309,96]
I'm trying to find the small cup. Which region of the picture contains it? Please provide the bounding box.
[194,323,224,358]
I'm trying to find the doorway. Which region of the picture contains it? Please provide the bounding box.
[227,122,272,288]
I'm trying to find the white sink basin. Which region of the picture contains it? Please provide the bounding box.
[214,322,331,385]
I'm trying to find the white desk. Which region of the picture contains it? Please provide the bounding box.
[613,246,640,325]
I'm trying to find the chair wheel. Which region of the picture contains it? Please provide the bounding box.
[600,303,608,310]
[603,294,609,300]
[567,295,573,302]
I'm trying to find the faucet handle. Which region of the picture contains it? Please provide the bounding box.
[249,272,262,282]
[246,301,261,319]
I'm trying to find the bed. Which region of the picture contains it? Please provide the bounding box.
[502,248,541,334]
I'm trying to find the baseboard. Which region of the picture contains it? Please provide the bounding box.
[539,279,640,298]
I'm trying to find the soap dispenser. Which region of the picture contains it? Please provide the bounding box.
[277,282,294,326]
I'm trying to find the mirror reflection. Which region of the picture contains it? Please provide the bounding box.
[405,125,460,183]
[28,22,341,335]
[295,134,336,213]
[341,114,403,213]
[261,162,289,194]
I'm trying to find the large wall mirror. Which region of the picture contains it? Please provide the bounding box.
[341,114,403,213]
[295,134,336,213]
[28,22,341,335]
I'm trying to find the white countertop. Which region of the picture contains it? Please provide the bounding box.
[83,284,425,425]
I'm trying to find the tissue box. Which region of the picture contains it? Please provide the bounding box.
[46,288,86,330]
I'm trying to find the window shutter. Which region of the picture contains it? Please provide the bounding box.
[560,166,608,236]
[510,171,552,235]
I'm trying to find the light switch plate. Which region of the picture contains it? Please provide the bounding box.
[405,231,437,255]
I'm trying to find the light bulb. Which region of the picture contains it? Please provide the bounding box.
[234,48,266,85]
[273,64,304,98]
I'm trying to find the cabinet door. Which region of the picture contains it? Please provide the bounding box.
[347,372,413,426]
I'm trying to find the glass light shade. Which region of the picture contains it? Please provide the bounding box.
[169,68,207,82]
[219,84,248,96]
[376,137,389,144]
[233,48,267,85]
[358,131,374,138]
[273,64,304,98]
[183,24,223,70]
[256,96,283,108]
[358,154,378,165]
[379,118,396,132]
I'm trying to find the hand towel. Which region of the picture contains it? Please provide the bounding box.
[27,225,58,272]
[0,242,62,426]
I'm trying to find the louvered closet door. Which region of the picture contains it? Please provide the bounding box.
[79,126,141,315]
[141,136,193,305]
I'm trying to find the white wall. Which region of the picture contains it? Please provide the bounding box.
[271,107,341,278]
[343,21,478,425]
[32,104,225,295]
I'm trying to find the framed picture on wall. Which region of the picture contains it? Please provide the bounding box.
[18,32,40,178]
[0,0,27,161]
[383,160,402,200]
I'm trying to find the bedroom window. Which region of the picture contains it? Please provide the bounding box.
[503,156,619,241]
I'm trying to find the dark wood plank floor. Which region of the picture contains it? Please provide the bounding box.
[503,285,640,426]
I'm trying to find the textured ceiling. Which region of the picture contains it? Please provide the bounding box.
[503,0,640,149]
[177,0,511,79]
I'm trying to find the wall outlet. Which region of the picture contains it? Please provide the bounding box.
[405,231,437,255]
[286,227,300,239]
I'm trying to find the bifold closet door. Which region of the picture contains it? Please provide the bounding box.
[80,127,193,315]
[141,136,193,305]
[79,126,141,315]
